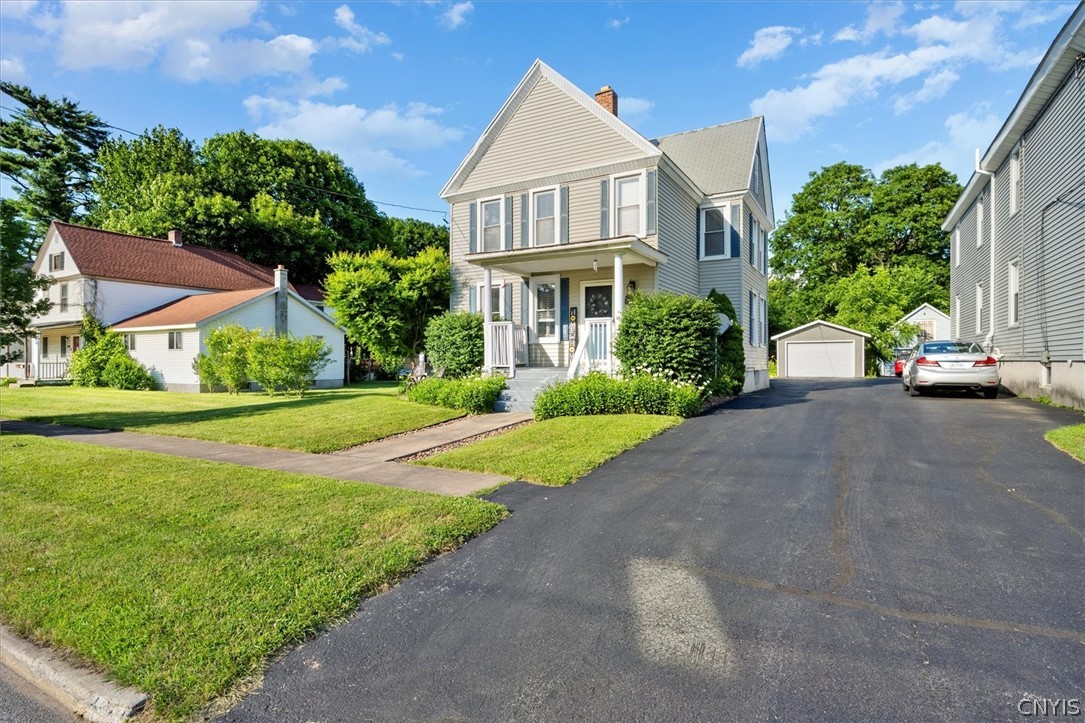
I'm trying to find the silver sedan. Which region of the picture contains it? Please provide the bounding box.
[904,340,1001,399]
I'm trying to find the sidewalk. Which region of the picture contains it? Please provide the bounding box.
[2,413,534,496]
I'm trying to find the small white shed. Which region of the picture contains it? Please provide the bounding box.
[772,320,870,379]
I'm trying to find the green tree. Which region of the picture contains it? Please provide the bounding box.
[0,82,110,235]
[91,128,391,284]
[388,217,449,256]
[324,247,451,370]
[0,201,51,363]
[194,324,258,393]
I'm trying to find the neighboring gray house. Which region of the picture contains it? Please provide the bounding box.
[771,320,870,379]
[944,4,1085,409]
[440,60,773,393]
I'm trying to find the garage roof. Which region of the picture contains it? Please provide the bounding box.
[771,319,871,341]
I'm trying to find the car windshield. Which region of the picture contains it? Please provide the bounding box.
[921,341,985,355]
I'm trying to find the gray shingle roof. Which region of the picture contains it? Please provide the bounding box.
[652,117,762,195]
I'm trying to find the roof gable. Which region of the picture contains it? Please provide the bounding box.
[771,319,871,341]
[653,117,764,198]
[899,303,950,324]
[441,60,660,198]
[112,288,274,329]
[45,222,319,298]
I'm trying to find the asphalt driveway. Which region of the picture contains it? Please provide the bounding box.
[220,378,1084,721]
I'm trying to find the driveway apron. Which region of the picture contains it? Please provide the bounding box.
[220,379,1084,722]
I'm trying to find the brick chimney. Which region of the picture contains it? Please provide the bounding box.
[595,85,618,116]
[274,265,288,335]
[168,229,183,247]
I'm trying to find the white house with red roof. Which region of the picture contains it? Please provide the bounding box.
[5,222,345,392]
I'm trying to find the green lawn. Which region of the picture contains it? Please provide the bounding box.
[0,434,505,719]
[1046,423,1085,463]
[417,414,682,485]
[0,383,462,452]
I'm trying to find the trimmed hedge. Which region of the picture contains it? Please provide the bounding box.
[615,292,720,384]
[534,372,702,420]
[424,312,484,378]
[101,355,156,390]
[405,375,507,415]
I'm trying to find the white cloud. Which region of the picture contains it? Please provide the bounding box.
[753,5,1043,141]
[334,5,391,52]
[244,96,465,179]
[737,26,801,68]
[620,97,654,119]
[0,57,29,83]
[163,34,317,83]
[0,0,38,21]
[875,104,1003,180]
[1013,2,1075,29]
[392,52,405,61]
[834,1,906,42]
[607,16,629,30]
[440,1,473,30]
[894,68,959,112]
[833,25,863,42]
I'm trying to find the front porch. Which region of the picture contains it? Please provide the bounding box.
[468,235,666,380]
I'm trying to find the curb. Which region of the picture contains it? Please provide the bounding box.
[0,625,147,723]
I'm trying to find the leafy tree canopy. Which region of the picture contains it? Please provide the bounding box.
[323,247,451,370]
[388,217,449,257]
[0,200,52,362]
[0,82,110,236]
[91,127,393,284]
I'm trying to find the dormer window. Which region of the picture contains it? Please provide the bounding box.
[49,252,65,272]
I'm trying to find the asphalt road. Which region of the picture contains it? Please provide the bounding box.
[0,666,77,723]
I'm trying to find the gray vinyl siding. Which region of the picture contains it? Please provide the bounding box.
[990,156,1026,358]
[1017,67,1085,362]
[654,168,698,296]
[459,77,644,195]
[950,196,990,344]
[741,205,769,369]
[567,177,602,244]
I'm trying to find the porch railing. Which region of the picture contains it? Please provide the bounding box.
[33,361,70,380]
[484,322,527,377]
[567,319,615,378]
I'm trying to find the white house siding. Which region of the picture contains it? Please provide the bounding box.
[211,295,276,334]
[283,296,346,386]
[98,279,212,326]
[35,278,86,329]
[655,168,699,297]
[132,329,201,392]
[458,76,645,195]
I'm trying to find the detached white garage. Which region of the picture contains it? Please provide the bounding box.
[772,320,870,379]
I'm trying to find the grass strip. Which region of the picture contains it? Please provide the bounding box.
[417,414,681,485]
[0,434,504,719]
[0,383,462,452]
[1045,423,1085,463]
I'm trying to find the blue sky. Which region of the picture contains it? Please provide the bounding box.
[0,0,1077,227]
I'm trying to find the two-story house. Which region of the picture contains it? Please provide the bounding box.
[944,5,1084,409]
[440,60,773,393]
[5,221,344,392]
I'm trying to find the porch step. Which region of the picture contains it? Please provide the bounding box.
[494,367,568,413]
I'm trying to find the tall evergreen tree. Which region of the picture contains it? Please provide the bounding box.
[0,200,52,363]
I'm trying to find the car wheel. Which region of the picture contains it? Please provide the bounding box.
[982,388,998,399]
[902,381,910,392]
[909,384,922,397]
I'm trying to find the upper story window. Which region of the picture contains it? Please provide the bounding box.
[49,252,65,272]
[533,189,556,247]
[700,203,742,260]
[59,283,69,312]
[615,175,641,236]
[481,198,503,252]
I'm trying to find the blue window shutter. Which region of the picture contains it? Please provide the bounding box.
[468,203,477,254]
[503,284,513,321]
[560,186,569,244]
[730,205,740,258]
[521,279,530,325]
[646,169,657,236]
[520,194,529,248]
[560,277,570,341]
[469,286,477,313]
[504,196,513,250]
[599,179,610,238]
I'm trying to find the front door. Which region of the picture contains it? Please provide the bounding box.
[583,284,613,321]
[581,283,614,371]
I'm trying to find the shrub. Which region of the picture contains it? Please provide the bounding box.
[425,312,484,378]
[708,289,746,395]
[247,332,332,397]
[406,375,506,414]
[1,377,17,387]
[68,328,127,387]
[194,325,257,393]
[534,372,704,420]
[101,355,156,390]
[615,292,720,384]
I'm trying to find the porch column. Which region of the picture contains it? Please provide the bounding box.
[613,252,625,322]
[482,266,493,372]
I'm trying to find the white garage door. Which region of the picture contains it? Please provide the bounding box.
[785,340,855,378]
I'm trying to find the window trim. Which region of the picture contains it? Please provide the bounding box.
[529,186,560,248]
[531,274,560,343]
[699,202,733,261]
[477,196,505,253]
[168,331,184,350]
[49,252,65,272]
[42,336,49,358]
[59,282,69,313]
[610,170,646,238]
[124,333,137,352]
[1007,259,1020,328]
[475,282,508,321]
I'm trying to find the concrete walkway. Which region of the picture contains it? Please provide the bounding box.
[2,413,534,496]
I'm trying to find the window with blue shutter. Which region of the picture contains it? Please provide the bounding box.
[730,205,741,258]
[560,277,570,341]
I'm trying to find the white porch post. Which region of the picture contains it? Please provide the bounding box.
[482,265,493,373]
[613,252,625,322]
